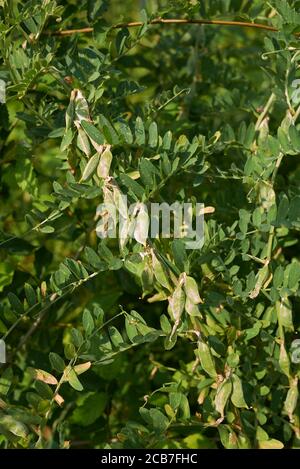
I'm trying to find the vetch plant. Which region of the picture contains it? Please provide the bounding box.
[0,0,300,450]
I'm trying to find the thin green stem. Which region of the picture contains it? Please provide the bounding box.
[2,269,102,342]
[0,209,61,249]
[255,92,276,131]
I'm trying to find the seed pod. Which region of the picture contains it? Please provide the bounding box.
[215,378,232,419]
[279,342,290,378]
[196,341,217,379]
[74,89,90,123]
[168,284,185,323]
[249,262,269,299]
[97,147,112,179]
[284,377,298,422]
[112,184,128,219]
[276,296,294,332]
[151,250,171,291]
[133,204,149,246]
[185,295,202,317]
[184,275,203,304]
[77,127,91,156]
[231,374,248,409]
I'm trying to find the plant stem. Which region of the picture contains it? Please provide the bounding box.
[44,18,283,37]
[255,92,276,131]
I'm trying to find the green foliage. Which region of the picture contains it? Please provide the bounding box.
[1,0,300,449]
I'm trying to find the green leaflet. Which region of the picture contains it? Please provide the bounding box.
[60,127,74,151]
[148,121,158,148]
[49,353,65,374]
[71,392,108,426]
[135,116,145,145]
[65,91,75,129]
[81,120,105,146]
[65,368,84,392]
[82,309,95,336]
[81,153,100,181]
[139,158,157,187]
[8,292,24,315]
[24,283,36,307]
